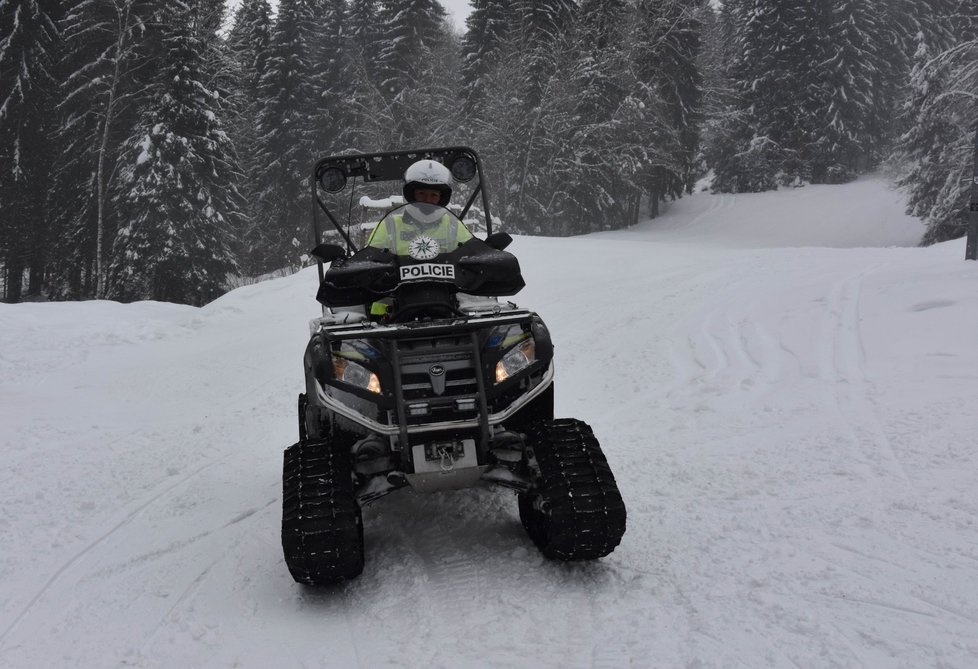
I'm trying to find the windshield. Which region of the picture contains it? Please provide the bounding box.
[365,203,473,258]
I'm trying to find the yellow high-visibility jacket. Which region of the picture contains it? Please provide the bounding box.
[366,211,472,255]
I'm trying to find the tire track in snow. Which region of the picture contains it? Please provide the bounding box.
[359,491,623,669]
[405,520,490,616]
[671,304,788,409]
[354,492,498,666]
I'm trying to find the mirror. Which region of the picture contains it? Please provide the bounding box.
[485,232,513,250]
[319,167,347,192]
[449,154,477,182]
[310,243,347,263]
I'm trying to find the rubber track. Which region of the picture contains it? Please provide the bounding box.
[282,438,364,584]
[520,419,626,560]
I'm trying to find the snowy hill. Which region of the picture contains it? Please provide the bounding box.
[2,177,978,669]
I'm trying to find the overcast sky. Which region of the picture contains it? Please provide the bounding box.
[441,0,473,30]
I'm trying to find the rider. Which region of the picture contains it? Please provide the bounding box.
[365,160,473,255]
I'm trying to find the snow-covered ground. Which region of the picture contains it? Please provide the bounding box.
[2,176,978,668]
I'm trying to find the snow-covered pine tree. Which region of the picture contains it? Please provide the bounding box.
[699,0,755,193]
[371,0,467,149]
[708,0,956,193]
[342,0,389,150]
[252,0,320,273]
[307,0,349,154]
[897,1,978,244]
[633,0,704,208]
[371,0,456,147]
[225,0,271,274]
[896,33,958,229]
[697,1,739,125]
[509,0,573,107]
[739,0,826,185]
[874,0,960,147]
[109,0,241,305]
[460,0,513,110]
[475,0,575,234]
[556,0,638,232]
[0,0,61,301]
[707,0,796,192]
[375,0,447,102]
[199,1,235,111]
[810,0,883,183]
[344,0,380,87]
[49,0,164,299]
[511,0,573,47]
[227,0,271,96]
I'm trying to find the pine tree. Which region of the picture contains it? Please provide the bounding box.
[346,0,380,54]
[227,0,271,103]
[697,2,738,123]
[741,0,826,184]
[308,0,349,154]
[810,0,884,183]
[375,0,447,100]
[0,0,61,301]
[479,0,576,233]
[557,0,637,231]
[875,0,960,144]
[460,0,512,109]
[109,0,241,304]
[367,0,462,147]
[342,0,389,150]
[252,0,320,273]
[50,0,165,298]
[700,1,755,193]
[633,0,704,205]
[896,1,978,244]
[705,0,961,193]
[509,0,573,106]
[512,0,573,45]
[897,34,957,225]
[345,0,381,85]
[225,0,270,274]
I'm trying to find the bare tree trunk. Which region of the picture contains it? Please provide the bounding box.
[95,0,134,298]
[5,259,24,302]
[648,190,660,219]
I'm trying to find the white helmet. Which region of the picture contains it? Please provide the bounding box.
[403,160,453,206]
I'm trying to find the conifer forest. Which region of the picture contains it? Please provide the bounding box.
[1,0,975,305]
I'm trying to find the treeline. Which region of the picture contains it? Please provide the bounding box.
[0,0,975,305]
[702,0,977,244]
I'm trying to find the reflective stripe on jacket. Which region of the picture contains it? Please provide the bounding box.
[366,213,472,255]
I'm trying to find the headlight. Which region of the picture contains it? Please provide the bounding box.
[333,357,381,393]
[495,338,536,382]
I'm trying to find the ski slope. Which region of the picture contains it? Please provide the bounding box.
[2,176,978,668]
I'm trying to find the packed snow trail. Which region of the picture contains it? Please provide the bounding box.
[2,178,978,668]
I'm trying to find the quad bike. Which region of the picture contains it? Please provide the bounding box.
[282,147,626,584]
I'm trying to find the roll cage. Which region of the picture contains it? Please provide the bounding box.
[310,146,495,284]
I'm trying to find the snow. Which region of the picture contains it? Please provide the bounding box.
[135,134,153,165]
[359,194,405,209]
[3,177,978,668]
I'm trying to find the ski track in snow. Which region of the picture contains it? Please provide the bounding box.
[816,265,914,486]
[0,452,232,645]
[2,180,978,668]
